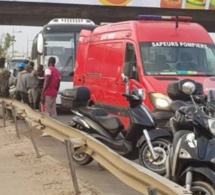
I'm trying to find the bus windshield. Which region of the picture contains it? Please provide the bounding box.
[140,42,215,76]
[43,32,79,81]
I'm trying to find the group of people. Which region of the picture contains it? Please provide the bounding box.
[15,60,44,108]
[0,56,61,118]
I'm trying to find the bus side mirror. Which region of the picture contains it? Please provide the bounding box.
[37,33,44,55]
[123,62,133,78]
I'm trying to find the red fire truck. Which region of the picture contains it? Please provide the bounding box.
[74,15,215,127]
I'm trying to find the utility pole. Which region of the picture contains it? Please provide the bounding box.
[12,27,22,58]
[27,36,28,58]
[27,37,33,58]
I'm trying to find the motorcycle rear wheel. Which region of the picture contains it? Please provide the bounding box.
[139,138,171,175]
[191,181,215,195]
[72,153,93,165]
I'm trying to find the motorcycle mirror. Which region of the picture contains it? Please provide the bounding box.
[181,82,196,95]
[133,86,146,100]
[182,81,199,112]
[121,73,128,83]
[138,89,146,100]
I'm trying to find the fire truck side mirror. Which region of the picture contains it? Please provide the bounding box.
[123,62,133,79]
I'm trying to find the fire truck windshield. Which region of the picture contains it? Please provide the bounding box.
[140,42,215,76]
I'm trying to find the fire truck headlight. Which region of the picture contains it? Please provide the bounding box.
[150,93,172,110]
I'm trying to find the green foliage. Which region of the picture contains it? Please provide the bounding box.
[0,33,15,58]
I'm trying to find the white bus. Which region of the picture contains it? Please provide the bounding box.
[31,18,97,105]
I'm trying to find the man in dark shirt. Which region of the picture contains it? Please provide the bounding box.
[34,64,44,109]
[15,63,33,105]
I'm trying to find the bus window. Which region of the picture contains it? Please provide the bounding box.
[44,33,74,68]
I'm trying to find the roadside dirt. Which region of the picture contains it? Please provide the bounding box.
[0,120,101,195]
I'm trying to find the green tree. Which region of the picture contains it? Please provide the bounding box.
[0,33,15,58]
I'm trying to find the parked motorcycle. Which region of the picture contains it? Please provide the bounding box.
[167,79,204,133]
[166,80,215,194]
[62,76,172,175]
[168,78,215,133]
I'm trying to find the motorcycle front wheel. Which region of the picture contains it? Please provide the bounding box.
[72,153,93,165]
[139,138,171,175]
[69,123,93,165]
[191,181,215,195]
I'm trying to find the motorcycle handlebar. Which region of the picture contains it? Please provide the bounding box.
[178,109,186,115]
[122,93,132,98]
[193,95,207,105]
[122,93,139,100]
[207,102,215,114]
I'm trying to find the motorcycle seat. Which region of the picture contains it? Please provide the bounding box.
[78,106,109,118]
[78,107,124,137]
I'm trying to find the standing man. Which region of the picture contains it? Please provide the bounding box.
[15,63,33,105]
[0,57,10,97]
[27,61,37,108]
[34,64,44,109]
[9,69,18,87]
[41,57,61,118]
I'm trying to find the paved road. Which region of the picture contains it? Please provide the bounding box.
[31,113,142,195]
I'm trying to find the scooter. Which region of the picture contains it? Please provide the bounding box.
[168,78,215,133]
[167,79,204,133]
[166,80,215,194]
[65,76,172,175]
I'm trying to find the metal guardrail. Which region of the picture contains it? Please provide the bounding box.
[0,98,192,195]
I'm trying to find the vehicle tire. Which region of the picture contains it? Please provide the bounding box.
[139,138,171,175]
[70,124,93,165]
[72,153,93,165]
[191,181,215,195]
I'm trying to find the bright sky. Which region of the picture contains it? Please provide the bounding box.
[0,25,42,58]
[0,25,215,59]
[210,33,215,43]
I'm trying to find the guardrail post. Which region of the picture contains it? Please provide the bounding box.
[2,100,6,127]
[147,186,158,195]
[12,106,20,139]
[25,120,40,158]
[65,139,80,195]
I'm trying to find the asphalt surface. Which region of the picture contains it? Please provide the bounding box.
[22,112,142,195]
